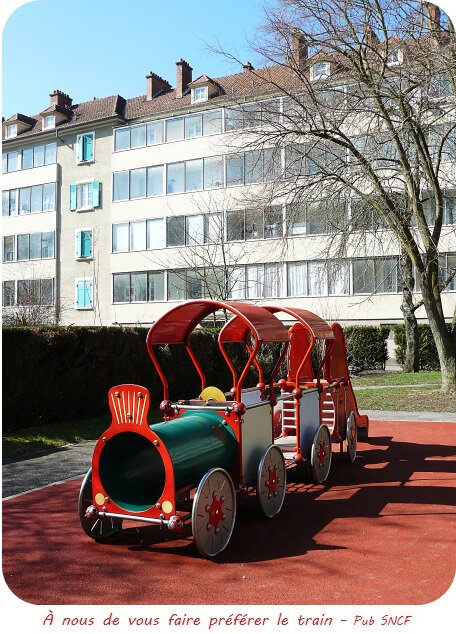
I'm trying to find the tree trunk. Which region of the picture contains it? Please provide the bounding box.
[421,273,456,392]
[400,252,420,373]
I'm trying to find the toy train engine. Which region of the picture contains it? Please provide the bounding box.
[79,299,368,557]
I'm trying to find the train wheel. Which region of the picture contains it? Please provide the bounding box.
[78,468,122,541]
[346,412,357,463]
[310,424,332,484]
[256,445,286,518]
[192,468,236,558]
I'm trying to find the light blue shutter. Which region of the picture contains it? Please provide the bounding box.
[84,134,93,161]
[70,184,77,210]
[81,230,92,258]
[92,181,100,207]
[76,280,84,307]
[75,231,82,258]
[76,135,83,162]
[84,280,93,307]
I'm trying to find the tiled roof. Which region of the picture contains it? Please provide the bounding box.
[3,95,127,140]
[3,64,298,142]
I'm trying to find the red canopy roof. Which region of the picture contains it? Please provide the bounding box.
[146,300,289,346]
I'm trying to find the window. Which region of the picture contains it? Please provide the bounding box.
[264,207,283,238]
[185,114,202,138]
[353,258,399,294]
[227,210,245,241]
[438,253,456,291]
[147,166,164,196]
[130,124,146,149]
[165,117,184,143]
[328,261,350,295]
[203,156,223,188]
[6,124,17,139]
[311,62,330,80]
[75,278,93,309]
[226,154,244,186]
[192,86,208,103]
[112,223,129,252]
[386,49,402,65]
[147,218,165,249]
[227,267,245,299]
[114,127,130,151]
[167,162,185,194]
[166,216,185,247]
[224,107,243,131]
[113,171,129,201]
[444,195,455,225]
[70,181,100,211]
[3,236,15,262]
[5,151,19,172]
[130,220,147,251]
[76,132,94,163]
[185,159,203,191]
[17,279,54,306]
[288,262,307,296]
[22,147,33,169]
[3,281,15,306]
[75,229,93,259]
[147,121,163,145]
[130,168,147,199]
[308,261,328,296]
[15,232,55,261]
[43,115,55,130]
[4,183,56,216]
[203,110,222,135]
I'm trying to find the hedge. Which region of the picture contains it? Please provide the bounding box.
[2,324,390,432]
[344,325,390,371]
[393,323,450,370]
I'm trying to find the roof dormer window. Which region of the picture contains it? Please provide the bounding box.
[192,86,208,104]
[43,115,56,130]
[6,124,17,139]
[311,61,330,81]
[387,48,403,66]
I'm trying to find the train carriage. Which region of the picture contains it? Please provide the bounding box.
[79,299,368,557]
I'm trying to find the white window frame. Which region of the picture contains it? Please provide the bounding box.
[192,85,209,104]
[311,62,330,81]
[76,131,95,164]
[43,115,56,130]
[386,49,403,66]
[75,227,93,260]
[75,277,93,310]
[6,124,17,139]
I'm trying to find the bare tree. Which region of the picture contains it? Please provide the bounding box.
[215,0,456,390]
[2,276,58,326]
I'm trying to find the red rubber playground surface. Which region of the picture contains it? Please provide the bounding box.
[3,419,456,605]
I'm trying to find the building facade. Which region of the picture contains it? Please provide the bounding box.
[2,54,455,327]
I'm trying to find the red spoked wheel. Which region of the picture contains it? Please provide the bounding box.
[256,445,286,518]
[191,468,236,558]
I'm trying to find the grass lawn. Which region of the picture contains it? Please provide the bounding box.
[3,417,108,462]
[354,384,456,413]
[3,408,163,462]
[351,371,442,387]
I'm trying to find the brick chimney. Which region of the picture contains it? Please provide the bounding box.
[366,25,379,47]
[288,30,308,69]
[426,2,441,33]
[146,72,171,100]
[49,90,72,109]
[175,59,193,98]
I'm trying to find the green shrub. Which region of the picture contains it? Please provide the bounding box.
[393,324,450,370]
[344,325,390,370]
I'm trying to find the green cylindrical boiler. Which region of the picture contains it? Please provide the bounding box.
[98,410,237,512]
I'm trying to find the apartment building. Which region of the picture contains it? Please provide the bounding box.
[2,47,455,327]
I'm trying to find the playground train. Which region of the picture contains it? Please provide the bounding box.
[79,300,369,557]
